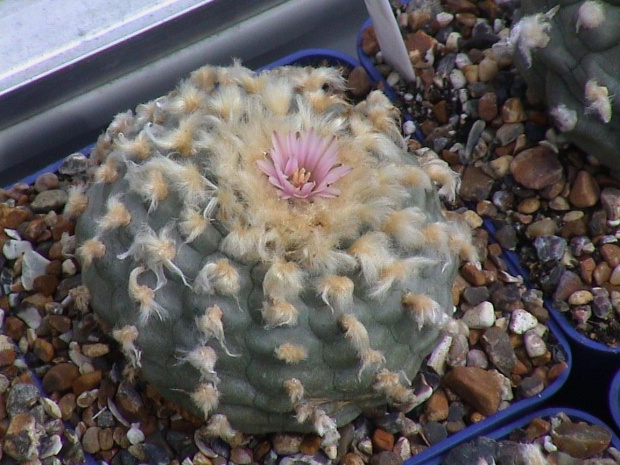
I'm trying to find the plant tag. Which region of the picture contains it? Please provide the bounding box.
[364,0,415,82]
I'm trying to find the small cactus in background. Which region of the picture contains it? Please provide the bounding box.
[72,62,475,448]
[509,0,620,171]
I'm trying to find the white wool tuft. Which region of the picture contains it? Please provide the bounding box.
[262,299,298,328]
[585,79,613,123]
[576,0,605,31]
[550,104,578,132]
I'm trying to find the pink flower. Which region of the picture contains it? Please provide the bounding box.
[257,130,352,200]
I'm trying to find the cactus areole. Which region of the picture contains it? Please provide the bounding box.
[74,63,474,444]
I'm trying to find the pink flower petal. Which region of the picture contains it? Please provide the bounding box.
[270,132,287,169]
[304,131,330,173]
[311,139,340,182]
[283,153,298,176]
[256,159,278,178]
[312,185,340,198]
[320,164,352,186]
[298,181,316,198]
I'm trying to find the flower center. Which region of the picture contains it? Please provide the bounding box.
[290,167,312,188]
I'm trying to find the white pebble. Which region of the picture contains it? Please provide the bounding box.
[386,71,401,87]
[461,301,495,329]
[41,397,62,419]
[21,250,50,290]
[62,259,77,276]
[455,53,472,69]
[449,69,467,90]
[543,435,557,453]
[403,120,417,135]
[3,239,32,260]
[435,12,454,27]
[427,334,453,375]
[127,423,145,445]
[509,309,538,334]
[524,330,547,357]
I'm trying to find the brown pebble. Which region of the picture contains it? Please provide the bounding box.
[510,147,563,190]
[554,270,586,301]
[501,98,525,123]
[32,274,59,297]
[82,343,110,358]
[590,260,609,285]
[425,389,449,422]
[58,393,77,420]
[82,426,102,454]
[0,204,31,229]
[600,243,620,268]
[547,362,569,382]
[525,417,551,441]
[552,422,612,459]
[360,27,379,55]
[372,428,395,452]
[0,349,15,367]
[569,171,600,208]
[3,316,25,341]
[478,92,498,122]
[32,338,54,363]
[73,371,102,397]
[34,172,59,192]
[432,100,449,125]
[526,218,558,238]
[460,263,487,286]
[42,363,80,393]
[48,314,71,333]
[348,67,372,98]
[341,452,365,465]
[23,218,48,242]
[442,366,501,416]
[299,435,322,455]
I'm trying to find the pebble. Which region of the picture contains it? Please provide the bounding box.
[510,147,563,190]
[523,330,547,358]
[509,309,539,334]
[4,413,39,461]
[552,422,612,459]
[59,152,89,175]
[371,428,394,452]
[272,433,303,455]
[42,362,80,393]
[442,366,501,416]
[480,326,517,376]
[461,301,495,328]
[30,189,68,212]
[533,235,567,262]
[569,171,600,208]
[3,239,33,259]
[6,382,40,416]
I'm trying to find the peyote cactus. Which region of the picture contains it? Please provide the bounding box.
[509,0,620,171]
[72,61,475,446]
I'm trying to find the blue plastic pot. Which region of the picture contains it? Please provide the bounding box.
[416,407,620,465]
[609,368,620,433]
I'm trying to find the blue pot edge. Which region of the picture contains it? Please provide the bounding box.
[486,218,620,357]
[418,406,620,465]
[609,368,620,433]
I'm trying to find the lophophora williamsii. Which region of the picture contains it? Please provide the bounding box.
[506,0,620,171]
[71,61,476,455]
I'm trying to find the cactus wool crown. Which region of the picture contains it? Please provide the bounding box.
[73,61,474,444]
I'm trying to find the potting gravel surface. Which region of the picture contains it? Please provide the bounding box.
[360,0,620,351]
[2,1,619,464]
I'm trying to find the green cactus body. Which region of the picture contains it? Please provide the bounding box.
[511,0,620,170]
[73,63,473,442]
